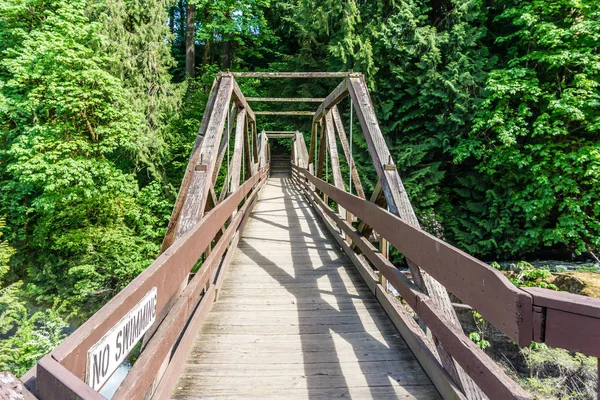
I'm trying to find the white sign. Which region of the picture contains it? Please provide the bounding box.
[86,287,157,391]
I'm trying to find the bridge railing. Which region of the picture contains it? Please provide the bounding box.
[17,73,271,400]
[288,72,600,400]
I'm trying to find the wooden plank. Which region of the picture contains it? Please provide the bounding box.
[153,82,234,338]
[292,187,464,400]
[247,97,326,103]
[0,372,37,400]
[211,105,237,185]
[523,287,600,318]
[347,75,489,399]
[313,78,349,124]
[324,110,346,218]
[296,177,528,400]
[231,72,350,78]
[229,109,246,193]
[524,287,600,357]
[175,75,234,238]
[331,105,365,199]
[160,77,220,252]
[36,356,103,400]
[171,174,440,399]
[172,385,441,400]
[267,134,295,139]
[51,173,265,378]
[294,131,310,169]
[294,167,533,345]
[149,286,216,400]
[254,111,314,116]
[308,121,318,167]
[231,77,255,122]
[114,173,268,399]
[315,123,326,180]
[243,115,253,178]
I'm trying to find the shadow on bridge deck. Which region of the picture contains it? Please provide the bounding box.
[170,176,441,399]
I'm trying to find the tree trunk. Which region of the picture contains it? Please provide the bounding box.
[185,1,195,78]
[223,40,231,70]
[168,6,175,35]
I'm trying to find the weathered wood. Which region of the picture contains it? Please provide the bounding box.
[211,105,237,185]
[50,172,265,379]
[171,175,441,400]
[251,123,259,164]
[229,109,247,194]
[254,111,314,116]
[315,123,326,181]
[231,78,255,122]
[266,134,295,139]
[295,175,530,400]
[347,75,488,399]
[150,286,216,400]
[294,131,310,169]
[308,121,318,167]
[324,110,346,218]
[313,78,349,124]
[0,373,37,400]
[294,166,534,347]
[232,72,350,78]
[175,75,234,238]
[247,97,326,103]
[114,173,267,400]
[160,77,220,252]
[295,176,465,400]
[331,106,365,199]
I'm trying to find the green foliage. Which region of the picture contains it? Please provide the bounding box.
[0,0,177,315]
[520,344,597,399]
[0,216,68,376]
[451,0,600,257]
[468,310,491,350]
[0,217,21,336]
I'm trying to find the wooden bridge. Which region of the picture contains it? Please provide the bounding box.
[3,72,600,400]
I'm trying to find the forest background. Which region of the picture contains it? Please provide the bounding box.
[0,0,598,388]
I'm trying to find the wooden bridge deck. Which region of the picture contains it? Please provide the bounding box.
[171,174,441,399]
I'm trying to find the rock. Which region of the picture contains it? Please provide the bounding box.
[548,271,600,298]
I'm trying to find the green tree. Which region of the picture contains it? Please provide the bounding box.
[0,0,173,314]
[452,0,600,257]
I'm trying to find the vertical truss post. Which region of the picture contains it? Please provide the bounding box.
[347,74,485,399]
[324,110,346,219]
[332,105,365,199]
[229,108,247,194]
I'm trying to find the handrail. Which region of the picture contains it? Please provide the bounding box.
[33,169,268,399]
[114,169,268,399]
[293,165,532,343]
[292,169,527,399]
[292,164,600,399]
